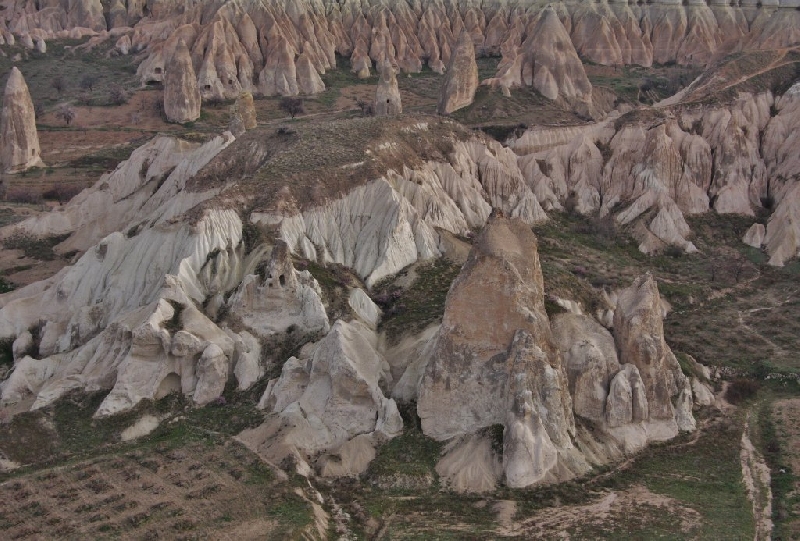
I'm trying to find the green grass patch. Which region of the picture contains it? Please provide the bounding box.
[372,259,461,344]
[0,39,138,111]
[2,232,70,261]
[590,416,754,539]
[366,404,442,481]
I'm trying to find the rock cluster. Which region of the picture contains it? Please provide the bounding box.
[3,0,800,104]
[0,67,43,173]
[416,217,693,490]
[483,6,593,104]
[0,103,723,490]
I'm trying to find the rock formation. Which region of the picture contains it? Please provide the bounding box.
[235,91,257,130]
[0,67,43,173]
[1,0,799,105]
[416,216,694,489]
[374,59,402,117]
[437,31,478,115]
[164,39,201,124]
[613,274,689,438]
[242,319,402,477]
[483,6,592,105]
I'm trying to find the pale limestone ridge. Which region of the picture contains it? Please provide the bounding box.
[0,67,43,173]
[437,30,479,115]
[164,38,201,123]
[255,132,544,288]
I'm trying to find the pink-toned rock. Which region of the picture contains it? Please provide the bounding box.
[0,67,43,173]
[163,39,201,123]
[437,31,478,115]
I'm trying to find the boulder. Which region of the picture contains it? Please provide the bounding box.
[437,30,479,115]
[164,39,201,123]
[692,377,714,406]
[193,343,228,406]
[11,331,34,361]
[551,313,620,424]
[605,364,649,428]
[242,320,401,474]
[743,223,766,249]
[0,67,43,173]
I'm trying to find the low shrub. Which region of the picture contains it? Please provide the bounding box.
[725,377,761,405]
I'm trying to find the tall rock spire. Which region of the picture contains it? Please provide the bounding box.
[164,39,201,123]
[0,67,43,173]
[374,57,402,116]
[437,30,479,115]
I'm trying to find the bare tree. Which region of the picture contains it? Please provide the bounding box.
[108,84,128,106]
[55,104,76,126]
[80,75,98,92]
[51,76,66,97]
[356,98,374,117]
[279,97,305,119]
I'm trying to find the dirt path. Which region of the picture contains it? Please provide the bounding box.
[741,412,773,541]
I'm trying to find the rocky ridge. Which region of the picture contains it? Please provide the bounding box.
[2,1,799,104]
[506,71,800,262]
[0,108,717,490]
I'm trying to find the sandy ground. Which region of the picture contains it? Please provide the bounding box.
[741,413,774,541]
[494,485,701,539]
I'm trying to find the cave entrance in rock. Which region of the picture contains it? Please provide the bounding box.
[155,372,181,399]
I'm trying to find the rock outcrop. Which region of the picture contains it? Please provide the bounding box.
[483,7,592,105]
[164,39,201,124]
[417,216,585,487]
[416,217,694,490]
[506,75,800,263]
[374,59,402,117]
[613,274,687,437]
[235,91,257,130]
[242,319,402,477]
[437,31,478,115]
[0,67,43,173]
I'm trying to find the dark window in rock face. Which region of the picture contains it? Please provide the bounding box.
[204,85,211,90]
[279,275,286,287]
[154,67,162,74]
[31,149,35,156]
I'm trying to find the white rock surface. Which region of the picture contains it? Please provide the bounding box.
[241,320,401,475]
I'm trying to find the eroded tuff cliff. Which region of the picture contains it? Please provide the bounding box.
[0,109,713,489]
[507,65,800,263]
[416,216,692,491]
[3,0,798,102]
